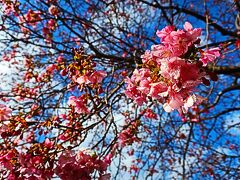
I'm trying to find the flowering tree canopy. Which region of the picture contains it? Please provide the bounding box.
[0,0,240,179]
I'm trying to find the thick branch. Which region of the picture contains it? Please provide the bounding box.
[139,0,239,38]
[207,65,240,76]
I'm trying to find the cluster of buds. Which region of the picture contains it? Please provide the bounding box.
[0,147,54,179]
[57,48,107,114]
[18,9,42,27]
[12,84,39,100]
[64,48,107,89]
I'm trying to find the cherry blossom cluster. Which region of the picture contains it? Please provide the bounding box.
[12,83,39,100]
[125,22,220,115]
[59,48,107,114]
[59,48,107,88]
[42,5,59,43]
[55,150,111,180]
[2,49,16,62]
[18,9,42,27]
[119,119,141,147]
[48,5,59,16]
[142,108,157,120]
[0,140,111,179]
[0,148,54,179]
[67,95,89,114]
[11,8,43,34]
[0,0,20,15]
[70,48,107,87]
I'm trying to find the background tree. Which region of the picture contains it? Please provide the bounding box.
[0,0,239,179]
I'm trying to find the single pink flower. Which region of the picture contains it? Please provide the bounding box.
[200,47,220,65]
[46,64,56,74]
[184,22,193,31]
[141,50,153,64]
[144,108,157,119]
[48,5,59,16]
[149,82,168,99]
[76,75,91,85]
[89,70,107,84]
[44,138,54,149]
[184,22,202,44]
[137,79,151,95]
[55,150,109,180]
[68,96,89,114]
[0,104,12,121]
[156,25,175,41]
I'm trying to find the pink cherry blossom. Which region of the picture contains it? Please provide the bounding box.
[19,9,42,27]
[125,22,220,115]
[119,121,140,147]
[89,70,107,84]
[48,5,59,16]
[184,22,202,43]
[163,93,184,112]
[125,77,147,106]
[137,79,150,94]
[141,50,154,64]
[44,138,54,149]
[166,30,190,56]
[76,75,92,85]
[46,64,56,74]
[155,22,201,57]
[151,44,172,59]
[199,47,221,65]
[184,22,193,31]
[156,25,175,41]
[55,150,110,180]
[68,95,89,114]
[148,82,168,99]
[76,71,107,85]
[0,104,12,121]
[143,108,157,119]
[18,153,54,179]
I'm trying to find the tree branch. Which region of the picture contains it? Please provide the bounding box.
[207,65,240,76]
